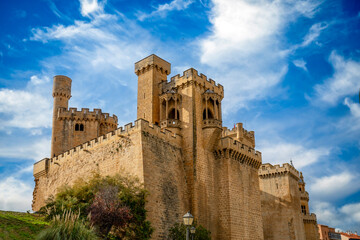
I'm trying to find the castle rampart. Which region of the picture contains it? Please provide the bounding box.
[258,163,300,180]
[214,136,262,169]
[222,123,255,148]
[162,68,224,97]
[57,107,118,126]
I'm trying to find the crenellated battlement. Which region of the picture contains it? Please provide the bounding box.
[56,107,118,126]
[258,163,300,180]
[214,136,262,169]
[34,119,182,176]
[135,54,171,76]
[162,68,224,97]
[302,213,317,224]
[222,123,255,148]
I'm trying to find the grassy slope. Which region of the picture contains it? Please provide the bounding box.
[0,211,49,240]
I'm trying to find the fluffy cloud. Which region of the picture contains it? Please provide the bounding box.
[0,88,52,130]
[259,142,329,168]
[80,0,106,17]
[0,166,34,212]
[313,201,360,231]
[0,137,50,161]
[344,98,360,118]
[314,51,360,105]
[199,0,322,113]
[137,0,193,21]
[310,171,360,201]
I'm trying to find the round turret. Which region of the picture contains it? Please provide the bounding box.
[53,75,72,99]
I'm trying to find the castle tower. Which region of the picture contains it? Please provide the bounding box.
[50,75,118,158]
[135,54,171,125]
[51,75,72,157]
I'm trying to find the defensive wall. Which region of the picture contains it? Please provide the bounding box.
[222,122,255,148]
[33,118,186,239]
[258,163,306,240]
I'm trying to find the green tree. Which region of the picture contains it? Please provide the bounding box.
[40,174,153,239]
[167,221,211,240]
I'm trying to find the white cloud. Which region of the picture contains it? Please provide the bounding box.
[29,9,155,124]
[344,98,360,118]
[80,0,105,17]
[137,0,193,21]
[260,142,329,168]
[293,59,308,71]
[340,202,360,223]
[314,51,360,105]
[0,88,52,130]
[199,0,321,113]
[310,171,360,201]
[313,201,360,231]
[0,166,34,212]
[0,137,50,161]
[300,22,328,47]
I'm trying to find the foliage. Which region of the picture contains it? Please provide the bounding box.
[0,210,49,240]
[36,210,98,240]
[40,174,153,239]
[89,185,132,237]
[167,221,211,240]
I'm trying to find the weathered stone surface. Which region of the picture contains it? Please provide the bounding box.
[33,54,318,240]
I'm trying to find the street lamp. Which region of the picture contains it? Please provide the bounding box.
[183,212,194,240]
[190,226,196,240]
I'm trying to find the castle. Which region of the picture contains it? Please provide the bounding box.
[33,54,319,239]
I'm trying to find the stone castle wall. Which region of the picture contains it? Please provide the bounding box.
[303,214,320,240]
[33,119,186,239]
[259,163,306,240]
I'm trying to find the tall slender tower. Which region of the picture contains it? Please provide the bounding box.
[51,75,72,157]
[134,54,170,125]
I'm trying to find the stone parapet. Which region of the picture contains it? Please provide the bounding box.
[33,158,49,178]
[303,213,317,224]
[161,68,224,97]
[259,163,300,180]
[34,119,182,178]
[202,119,222,129]
[57,107,118,126]
[135,54,171,76]
[222,123,255,147]
[301,191,310,201]
[214,136,262,169]
[161,119,181,128]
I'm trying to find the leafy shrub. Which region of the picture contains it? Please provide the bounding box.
[36,210,98,240]
[40,174,153,239]
[168,221,211,240]
[89,185,132,237]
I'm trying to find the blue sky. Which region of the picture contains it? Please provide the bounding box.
[0,0,360,232]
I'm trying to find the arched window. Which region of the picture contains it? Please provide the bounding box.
[75,123,84,131]
[168,108,180,119]
[203,109,214,120]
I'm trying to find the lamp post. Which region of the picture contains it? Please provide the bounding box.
[190,226,196,240]
[183,212,194,240]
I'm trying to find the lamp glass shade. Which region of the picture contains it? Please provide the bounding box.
[190,226,196,234]
[183,212,194,226]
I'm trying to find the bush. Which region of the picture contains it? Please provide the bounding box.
[36,210,98,240]
[168,221,211,240]
[89,185,132,237]
[40,174,153,239]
